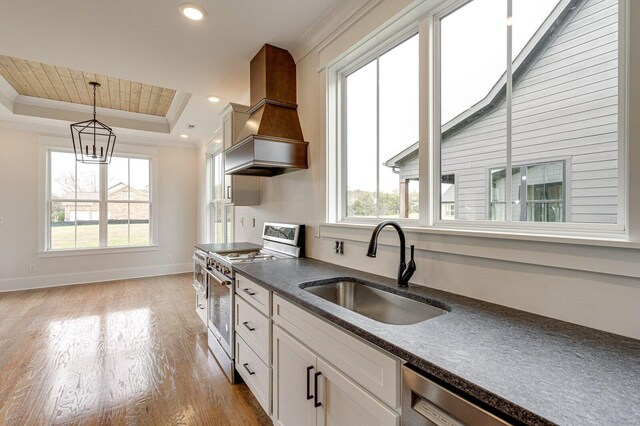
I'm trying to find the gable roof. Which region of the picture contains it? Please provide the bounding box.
[385,0,583,168]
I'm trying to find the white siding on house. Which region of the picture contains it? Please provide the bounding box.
[436,0,619,222]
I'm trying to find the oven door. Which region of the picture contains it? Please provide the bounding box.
[193,253,208,296]
[207,268,233,357]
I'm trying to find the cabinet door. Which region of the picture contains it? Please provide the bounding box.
[316,359,399,426]
[273,326,317,426]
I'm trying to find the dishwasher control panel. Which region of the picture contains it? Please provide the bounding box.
[402,365,513,426]
[413,397,465,426]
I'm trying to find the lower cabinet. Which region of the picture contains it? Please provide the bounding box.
[272,326,317,426]
[234,273,401,425]
[236,333,271,414]
[273,326,399,426]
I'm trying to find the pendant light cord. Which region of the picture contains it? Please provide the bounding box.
[93,83,97,120]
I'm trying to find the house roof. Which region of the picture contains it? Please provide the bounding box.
[384,0,582,168]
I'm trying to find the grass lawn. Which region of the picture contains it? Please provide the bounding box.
[51,223,149,249]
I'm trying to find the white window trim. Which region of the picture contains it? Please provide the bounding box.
[430,0,628,238]
[37,136,158,254]
[333,21,421,225]
[327,0,631,242]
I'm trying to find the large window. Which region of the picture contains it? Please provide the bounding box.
[438,0,620,226]
[48,150,152,250]
[344,34,419,220]
[330,0,625,238]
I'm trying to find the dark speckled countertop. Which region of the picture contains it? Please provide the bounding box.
[233,258,640,426]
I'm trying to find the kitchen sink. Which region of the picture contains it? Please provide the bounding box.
[302,279,447,325]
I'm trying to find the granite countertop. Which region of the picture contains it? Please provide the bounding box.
[233,258,640,426]
[195,242,262,253]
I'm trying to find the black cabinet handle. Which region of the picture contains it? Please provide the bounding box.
[243,288,256,296]
[314,371,322,407]
[242,363,256,375]
[306,366,314,400]
[242,321,255,332]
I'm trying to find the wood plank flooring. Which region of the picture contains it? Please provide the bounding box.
[0,274,272,425]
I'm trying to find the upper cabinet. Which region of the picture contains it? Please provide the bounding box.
[221,103,260,206]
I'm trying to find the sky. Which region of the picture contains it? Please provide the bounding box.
[51,152,149,200]
[346,0,562,195]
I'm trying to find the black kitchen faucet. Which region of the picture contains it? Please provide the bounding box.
[366,220,416,287]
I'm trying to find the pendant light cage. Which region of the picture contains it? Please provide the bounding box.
[70,82,116,164]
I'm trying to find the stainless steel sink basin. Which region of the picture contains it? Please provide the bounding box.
[302,280,447,325]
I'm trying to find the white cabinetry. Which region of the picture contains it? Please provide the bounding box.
[233,272,402,425]
[234,275,273,415]
[273,326,399,426]
[221,103,260,206]
[273,326,317,426]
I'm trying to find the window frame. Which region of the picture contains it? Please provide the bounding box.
[335,25,421,225]
[41,143,156,253]
[430,0,627,238]
[327,0,629,241]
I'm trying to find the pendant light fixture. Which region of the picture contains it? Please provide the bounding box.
[70,81,116,164]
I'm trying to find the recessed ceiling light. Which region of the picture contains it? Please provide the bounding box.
[208,96,220,103]
[180,134,189,139]
[179,3,206,21]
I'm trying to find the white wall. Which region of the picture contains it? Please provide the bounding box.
[0,127,197,291]
[232,0,640,339]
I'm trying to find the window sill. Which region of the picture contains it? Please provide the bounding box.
[319,223,640,278]
[38,245,159,258]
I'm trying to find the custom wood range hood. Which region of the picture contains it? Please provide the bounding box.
[224,44,309,177]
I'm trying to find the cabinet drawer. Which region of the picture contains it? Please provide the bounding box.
[236,294,271,364]
[236,333,271,415]
[235,274,270,315]
[273,295,401,410]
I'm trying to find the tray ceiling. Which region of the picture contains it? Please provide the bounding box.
[0,55,176,117]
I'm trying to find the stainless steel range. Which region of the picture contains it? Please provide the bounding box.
[206,222,304,382]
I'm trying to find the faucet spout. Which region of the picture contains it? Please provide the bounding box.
[367,221,415,287]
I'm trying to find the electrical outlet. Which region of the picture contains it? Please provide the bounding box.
[252,218,256,228]
[28,264,36,273]
[334,240,344,255]
[240,217,244,227]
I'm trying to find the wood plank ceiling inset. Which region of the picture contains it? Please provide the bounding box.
[0,55,176,117]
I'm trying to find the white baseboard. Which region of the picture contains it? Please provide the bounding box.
[0,263,193,292]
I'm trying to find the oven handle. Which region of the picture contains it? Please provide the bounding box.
[206,268,232,287]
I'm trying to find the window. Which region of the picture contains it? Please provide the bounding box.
[441,174,456,220]
[344,34,419,220]
[490,161,564,222]
[208,150,232,243]
[438,0,621,227]
[329,0,625,239]
[47,150,152,250]
[107,157,151,246]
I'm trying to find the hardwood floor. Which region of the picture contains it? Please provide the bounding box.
[0,274,272,425]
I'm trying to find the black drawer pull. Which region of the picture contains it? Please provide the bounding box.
[314,371,322,407]
[242,363,256,375]
[243,288,256,296]
[306,366,314,400]
[242,321,255,331]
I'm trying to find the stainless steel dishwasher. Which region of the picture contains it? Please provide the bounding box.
[402,365,514,426]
